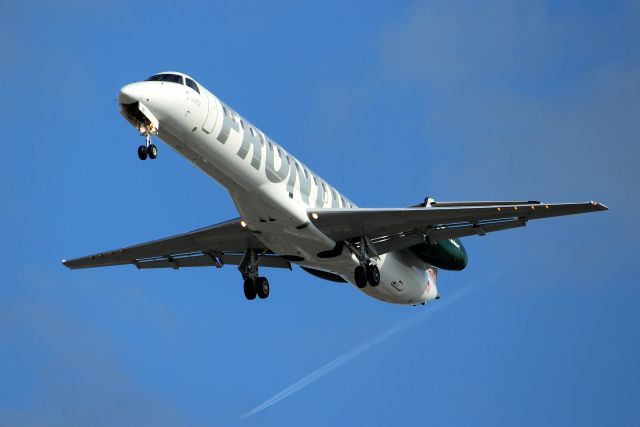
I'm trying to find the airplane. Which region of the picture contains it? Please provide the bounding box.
[62,71,608,305]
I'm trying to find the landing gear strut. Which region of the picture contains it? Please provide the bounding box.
[239,249,270,301]
[138,128,157,160]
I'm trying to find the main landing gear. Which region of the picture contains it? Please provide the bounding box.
[239,249,270,301]
[354,264,380,288]
[349,236,381,289]
[137,129,158,160]
[243,276,270,300]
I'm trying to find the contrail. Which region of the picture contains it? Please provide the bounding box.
[240,285,476,419]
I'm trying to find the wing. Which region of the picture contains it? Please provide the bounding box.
[308,201,608,255]
[62,218,291,270]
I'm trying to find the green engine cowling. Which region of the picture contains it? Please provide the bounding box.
[410,238,468,271]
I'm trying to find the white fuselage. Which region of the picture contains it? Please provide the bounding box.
[119,73,438,305]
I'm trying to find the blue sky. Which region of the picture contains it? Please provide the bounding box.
[1,0,638,425]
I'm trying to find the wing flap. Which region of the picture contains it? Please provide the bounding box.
[62,218,269,270]
[135,253,291,270]
[411,200,540,208]
[428,218,527,241]
[365,218,528,256]
[308,201,608,243]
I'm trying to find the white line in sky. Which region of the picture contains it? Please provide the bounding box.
[239,285,476,419]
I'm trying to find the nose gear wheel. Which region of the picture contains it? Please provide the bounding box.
[137,145,148,160]
[148,144,158,159]
[138,130,158,160]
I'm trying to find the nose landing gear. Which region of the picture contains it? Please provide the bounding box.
[137,126,158,161]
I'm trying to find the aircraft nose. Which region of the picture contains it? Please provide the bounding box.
[119,82,149,104]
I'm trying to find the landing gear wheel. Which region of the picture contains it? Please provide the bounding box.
[148,144,158,159]
[256,277,270,299]
[137,145,148,160]
[243,277,257,300]
[354,265,367,288]
[366,264,380,286]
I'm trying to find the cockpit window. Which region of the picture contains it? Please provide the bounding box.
[146,74,184,84]
[185,78,200,94]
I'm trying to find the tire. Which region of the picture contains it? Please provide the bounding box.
[256,277,270,299]
[367,264,380,287]
[243,277,257,300]
[148,144,158,159]
[138,145,148,160]
[354,266,367,288]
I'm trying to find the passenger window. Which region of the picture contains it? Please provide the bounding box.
[249,127,255,137]
[304,168,309,179]
[223,106,228,116]
[240,119,245,129]
[185,78,200,93]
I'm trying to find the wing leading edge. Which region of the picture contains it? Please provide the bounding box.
[308,201,608,255]
[62,218,290,270]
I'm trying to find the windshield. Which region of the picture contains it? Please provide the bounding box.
[185,77,200,94]
[146,74,184,84]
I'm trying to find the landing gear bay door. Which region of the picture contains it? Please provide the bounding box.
[120,101,159,134]
[136,101,159,134]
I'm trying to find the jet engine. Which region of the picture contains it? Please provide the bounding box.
[409,238,468,271]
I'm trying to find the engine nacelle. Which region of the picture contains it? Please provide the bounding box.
[410,238,468,271]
